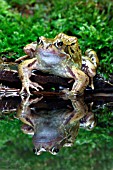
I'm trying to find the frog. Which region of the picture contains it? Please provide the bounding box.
[15,41,37,62]
[17,33,99,95]
[17,95,96,155]
[16,42,99,90]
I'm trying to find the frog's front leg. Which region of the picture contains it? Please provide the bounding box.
[18,58,43,95]
[68,67,89,95]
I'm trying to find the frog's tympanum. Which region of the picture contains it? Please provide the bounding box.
[18,33,99,95]
[17,96,96,155]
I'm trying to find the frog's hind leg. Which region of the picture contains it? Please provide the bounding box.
[18,58,43,95]
[71,67,89,95]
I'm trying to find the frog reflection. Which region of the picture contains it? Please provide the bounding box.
[17,96,96,155]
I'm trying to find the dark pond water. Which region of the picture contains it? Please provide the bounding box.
[0,94,113,170]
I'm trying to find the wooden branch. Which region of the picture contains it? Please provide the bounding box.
[0,61,113,93]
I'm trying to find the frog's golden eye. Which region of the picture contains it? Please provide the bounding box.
[37,37,43,45]
[55,41,63,48]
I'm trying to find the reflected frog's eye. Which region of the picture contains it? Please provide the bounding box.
[50,147,59,155]
[33,148,40,155]
[33,148,37,154]
[37,37,43,45]
[55,41,63,48]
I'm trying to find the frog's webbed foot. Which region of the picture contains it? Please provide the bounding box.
[62,88,78,97]
[29,81,43,91]
[20,80,44,95]
[18,58,44,95]
[20,95,43,106]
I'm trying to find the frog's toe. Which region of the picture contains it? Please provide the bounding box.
[20,86,25,94]
[62,88,75,96]
[30,82,44,91]
[62,88,81,97]
[62,88,69,94]
[20,86,31,96]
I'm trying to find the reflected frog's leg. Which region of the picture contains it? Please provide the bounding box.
[80,102,96,130]
[16,96,31,126]
[16,96,43,125]
[64,123,80,147]
[18,58,43,95]
[62,98,88,147]
[70,98,88,123]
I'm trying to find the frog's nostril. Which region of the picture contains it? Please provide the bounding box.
[46,44,52,49]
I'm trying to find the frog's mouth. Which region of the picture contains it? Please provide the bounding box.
[38,48,68,65]
[32,125,63,148]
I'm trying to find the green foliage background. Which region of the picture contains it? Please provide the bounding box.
[0,0,113,77]
[0,0,113,169]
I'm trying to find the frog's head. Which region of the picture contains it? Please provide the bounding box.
[32,120,80,155]
[20,119,63,155]
[32,123,64,155]
[36,33,82,66]
[20,114,80,155]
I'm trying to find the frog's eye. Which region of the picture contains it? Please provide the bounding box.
[55,41,63,48]
[91,57,95,62]
[33,148,37,154]
[50,147,59,155]
[37,37,43,45]
[33,148,41,155]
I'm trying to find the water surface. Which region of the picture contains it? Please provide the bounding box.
[0,94,113,170]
